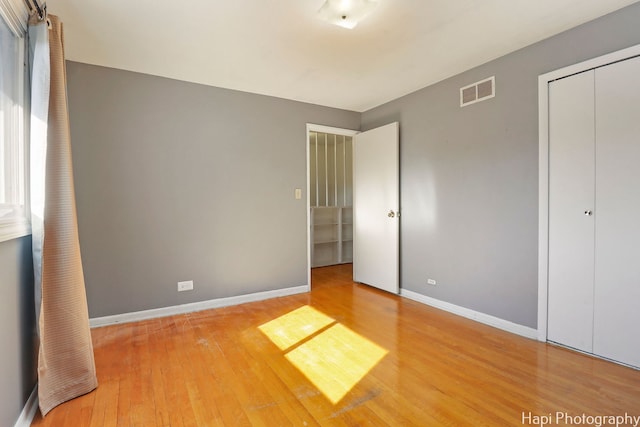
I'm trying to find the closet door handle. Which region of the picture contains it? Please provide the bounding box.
[584,210,593,216]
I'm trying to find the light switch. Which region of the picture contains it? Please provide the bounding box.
[295,188,302,199]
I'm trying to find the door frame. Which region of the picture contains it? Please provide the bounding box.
[306,124,359,288]
[537,43,640,342]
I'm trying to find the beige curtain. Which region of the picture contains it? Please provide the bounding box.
[30,14,98,416]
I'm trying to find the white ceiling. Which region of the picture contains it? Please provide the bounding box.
[49,0,639,112]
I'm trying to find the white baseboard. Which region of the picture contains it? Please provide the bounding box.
[14,385,38,427]
[90,285,310,328]
[400,289,538,340]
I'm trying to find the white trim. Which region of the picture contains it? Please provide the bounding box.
[400,289,538,340]
[14,385,38,427]
[537,43,640,343]
[539,44,640,84]
[0,0,29,36]
[0,218,31,242]
[306,124,359,137]
[90,285,309,328]
[305,123,359,288]
[537,72,550,342]
[306,124,312,288]
[0,5,30,243]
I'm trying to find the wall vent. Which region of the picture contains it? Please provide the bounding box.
[460,76,495,107]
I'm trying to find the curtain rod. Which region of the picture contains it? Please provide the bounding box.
[29,0,46,21]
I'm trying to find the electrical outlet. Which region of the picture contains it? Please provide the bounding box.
[295,188,302,199]
[427,278,437,286]
[178,280,194,292]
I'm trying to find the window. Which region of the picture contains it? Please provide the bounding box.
[0,1,29,242]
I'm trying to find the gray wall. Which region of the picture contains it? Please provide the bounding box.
[0,237,36,427]
[2,4,637,423]
[67,2,640,324]
[362,2,640,328]
[66,62,360,318]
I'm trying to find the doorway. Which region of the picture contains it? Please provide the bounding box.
[306,125,358,289]
[306,123,400,294]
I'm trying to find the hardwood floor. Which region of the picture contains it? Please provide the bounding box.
[32,264,640,426]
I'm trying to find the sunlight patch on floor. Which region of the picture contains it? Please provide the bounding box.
[259,305,388,404]
[285,323,387,404]
[258,305,335,351]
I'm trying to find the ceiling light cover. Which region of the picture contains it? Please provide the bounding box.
[317,0,379,29]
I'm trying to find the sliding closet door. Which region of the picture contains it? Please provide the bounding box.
[547,71,595,353]
[593,56,640,367]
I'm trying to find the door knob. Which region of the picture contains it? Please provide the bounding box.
[584,210,593,216]
[388,210,395,218]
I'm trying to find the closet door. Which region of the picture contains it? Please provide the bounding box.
[547,71,596,353]
[593,56,640,367]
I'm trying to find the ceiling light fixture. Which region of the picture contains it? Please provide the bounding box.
[317,0,379,29]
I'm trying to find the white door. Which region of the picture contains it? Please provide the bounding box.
[546,56,640,369]
[593,56,640,367]
[547,71,596,353]
[353,122,399,294]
